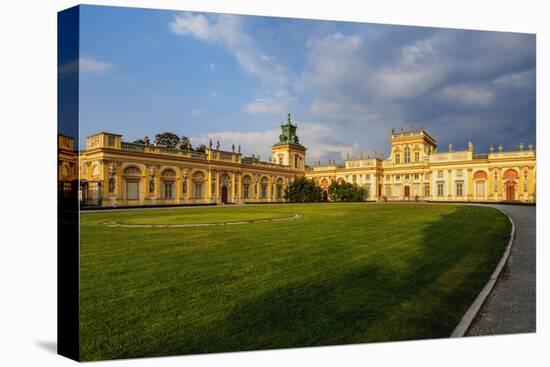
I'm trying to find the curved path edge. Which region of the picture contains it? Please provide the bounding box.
[450,206,516,337]
[103,213,303,228]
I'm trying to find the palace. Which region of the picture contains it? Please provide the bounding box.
[307,128,536,203]
[59,114,536,207]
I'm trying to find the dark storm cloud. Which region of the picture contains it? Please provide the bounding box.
[300,25,535,157]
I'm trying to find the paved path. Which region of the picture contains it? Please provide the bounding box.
[467,204,536,336]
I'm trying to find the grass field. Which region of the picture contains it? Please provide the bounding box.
[79,203,511,360]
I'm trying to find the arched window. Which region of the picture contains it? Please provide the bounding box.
[124,166,142,176]
[91,164,100,177]
[474,171,487,180]
[504,169,518,180]
[404,147,411,163]
[161,168,176,178]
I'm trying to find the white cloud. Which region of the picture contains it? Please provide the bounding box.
[170,13,287,87]
[169,13,214,41]
[493,69,535,89]
[170,12,292,111]
[302,33,365,94]
[402,40,435,65]
[191,109,202,116]
[438,84,495,107]
[245,98,284,114]
[190,122,358,164]
[373,67,446,100]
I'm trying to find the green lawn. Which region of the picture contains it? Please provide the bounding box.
[79,203,510,360]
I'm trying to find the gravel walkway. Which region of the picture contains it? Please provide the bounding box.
[467,204,536,336]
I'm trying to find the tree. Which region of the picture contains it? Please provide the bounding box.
[179,136,192,150]
[284,177,322,203]
[154,132,180,148]
[133,138,146,145]
[193,144,207,153]
[328,181,366,202]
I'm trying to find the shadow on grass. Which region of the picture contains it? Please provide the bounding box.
[167,206,510,355]
[80,205,511,360]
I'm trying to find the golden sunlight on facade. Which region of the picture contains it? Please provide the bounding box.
[60,115,535,207]
[308,128,536,203]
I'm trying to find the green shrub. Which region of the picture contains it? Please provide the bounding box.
[284,177,322,202]
[328,181,366,202]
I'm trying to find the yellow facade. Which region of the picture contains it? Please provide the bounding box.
[64,120,535,207]
[306,129,536,203]
[78,120,306,207]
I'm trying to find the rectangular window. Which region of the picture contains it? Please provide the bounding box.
[395,154,400,164]
[437,170,443,178]
[413,183,420,196]
[365,185,370,199]
[404,149,410,163]
[456,169,463,177]
[194,183,203,199]
[437,182,444,196]
[163,183,173,199]
[396,175,401,181]
[365,174,370,181]
[476,181,485,198]
[424,183,430,197]
[385,185,391,198]
[415,151,420,162]
[125,180,140,200]
[394,184,401,197]
[456,182,463,196]
[414,173,419,180]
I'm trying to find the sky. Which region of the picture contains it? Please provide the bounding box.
[75,5,536,164]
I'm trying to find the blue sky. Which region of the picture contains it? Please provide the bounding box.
[76,5,536,163]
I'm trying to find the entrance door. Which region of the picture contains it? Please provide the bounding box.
[404,186,410,198]
[221,186,228,204]
[506,184,515,201]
